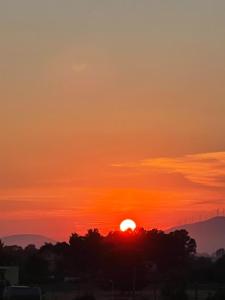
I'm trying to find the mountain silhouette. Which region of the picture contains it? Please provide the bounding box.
[169,216,225,254]
[1,234,56,248]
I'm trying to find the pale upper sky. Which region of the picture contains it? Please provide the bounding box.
[1,1,225,240]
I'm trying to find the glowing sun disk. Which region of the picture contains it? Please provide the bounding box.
[120,219,136,232]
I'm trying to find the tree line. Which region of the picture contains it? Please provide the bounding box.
[1,228,225,298]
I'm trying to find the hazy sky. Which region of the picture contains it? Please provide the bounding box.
[1,1,225,240]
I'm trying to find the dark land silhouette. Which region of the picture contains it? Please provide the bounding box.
[4,216,225,254]
[1,227,225,299]
[169,216,225,254]
[1,234,56,249]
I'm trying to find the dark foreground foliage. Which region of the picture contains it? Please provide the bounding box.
[2,228,225,298]
[0,228,196,290]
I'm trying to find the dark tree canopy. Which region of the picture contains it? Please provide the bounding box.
[0,228,197,289]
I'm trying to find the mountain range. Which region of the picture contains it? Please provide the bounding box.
[1,234,55,248]
[2,217,225,253]
[169,216,225,254]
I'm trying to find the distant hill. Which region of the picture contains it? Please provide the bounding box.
[169,216,225,254]
[1,234,56,248]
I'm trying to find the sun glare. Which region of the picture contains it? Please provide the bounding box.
[120,219,136,232]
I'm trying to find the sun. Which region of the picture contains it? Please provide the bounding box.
[120,219,137,232]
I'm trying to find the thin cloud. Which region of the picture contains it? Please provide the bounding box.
[113,152,225,188]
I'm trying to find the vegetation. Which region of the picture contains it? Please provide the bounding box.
[1,227,225,299]
[0,228,196,286]
[0,229,225,300]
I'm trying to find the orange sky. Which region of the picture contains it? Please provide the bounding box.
[1,1,225,240]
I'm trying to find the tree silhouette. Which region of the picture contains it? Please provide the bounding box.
[0,228,201,291]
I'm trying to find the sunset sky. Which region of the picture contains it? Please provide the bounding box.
[1,1,225,240]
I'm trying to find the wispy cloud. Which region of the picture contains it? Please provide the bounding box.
[113,152,225,188]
